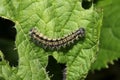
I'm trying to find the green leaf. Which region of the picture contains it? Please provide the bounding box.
[0,51,4,61]
[94,0,112,7]
[0,51,20,80]
[91,0,120,70]
[0,0,102,80]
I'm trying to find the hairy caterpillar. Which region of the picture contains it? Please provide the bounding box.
[29,27,85,50]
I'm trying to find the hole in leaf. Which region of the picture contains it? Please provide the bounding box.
[82,0,93,9]
[0,17,18,67]
[46,56,66,80]
[0,57,2,61]
[0,17,16,40]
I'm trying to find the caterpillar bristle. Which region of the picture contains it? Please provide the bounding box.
[29,27,85,50]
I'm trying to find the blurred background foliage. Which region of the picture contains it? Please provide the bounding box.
[87,0,120,80]
[0,0,120,80]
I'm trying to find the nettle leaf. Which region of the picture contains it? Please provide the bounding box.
[94,0,112,7]
[91,0,120,70]
[0,0,102,80]
[0,51,20,80]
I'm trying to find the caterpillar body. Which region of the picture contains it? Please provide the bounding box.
[29,27,85,50]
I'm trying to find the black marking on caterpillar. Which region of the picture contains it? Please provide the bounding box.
[29,27,85,50]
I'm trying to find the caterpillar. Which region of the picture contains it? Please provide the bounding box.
[29,27,85,50]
